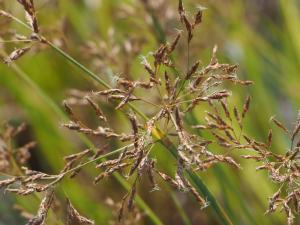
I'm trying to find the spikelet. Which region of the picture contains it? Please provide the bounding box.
[67,199,94,225]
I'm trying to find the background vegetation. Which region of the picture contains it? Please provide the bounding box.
[1,0,300,224]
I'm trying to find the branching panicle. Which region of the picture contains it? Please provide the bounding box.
[2,1,298,225]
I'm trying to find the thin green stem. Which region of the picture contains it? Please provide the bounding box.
[0,39,33,43]
[64,144,133,176]
[0,10,31,29]
[45,40,111,89]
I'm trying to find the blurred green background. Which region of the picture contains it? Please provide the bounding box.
[0,0,300,224]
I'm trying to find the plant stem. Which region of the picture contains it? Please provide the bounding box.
[64,144,133,175]
[45,40,111,89]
